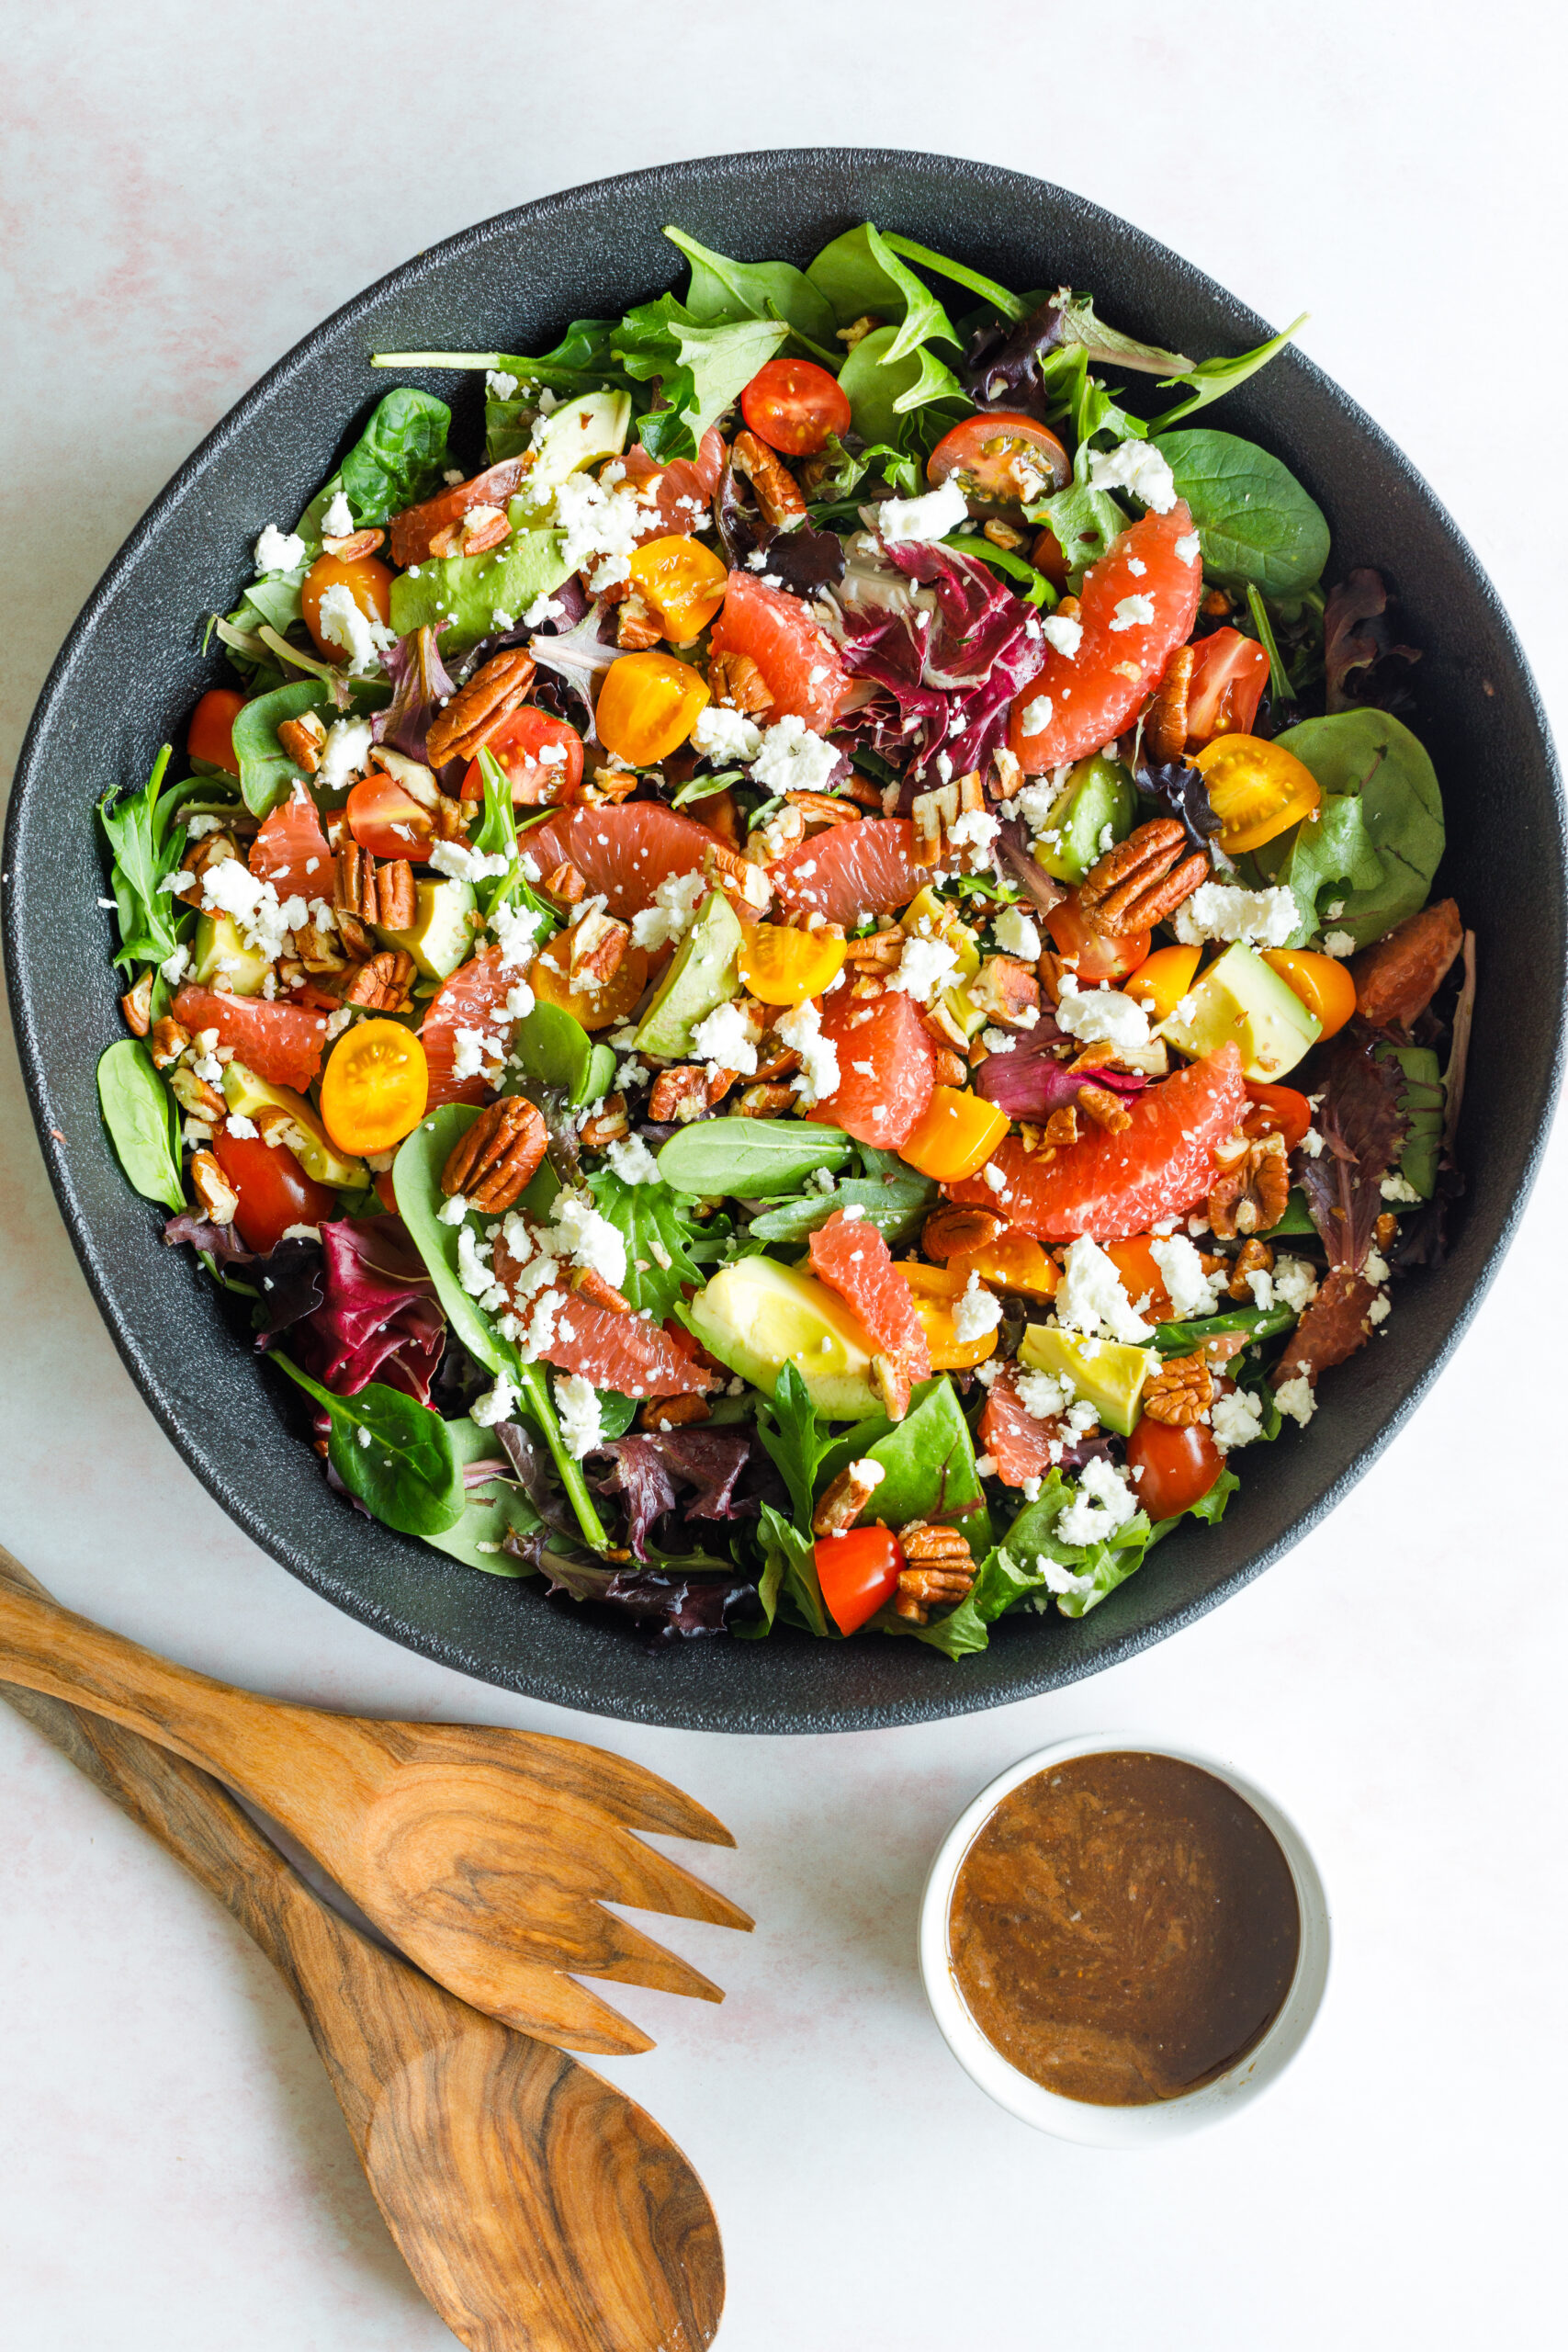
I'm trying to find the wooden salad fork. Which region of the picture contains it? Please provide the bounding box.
[0,1657,724,2352]
[0,1548,750,2055]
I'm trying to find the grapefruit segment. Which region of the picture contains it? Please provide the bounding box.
[491,1234,716,1398]
[708,571,848,729]
[249,787,330,897]
[420,946,514,1108]
[978,1362,1062,1487]
[172,985,328,1091]
[808,1207,931,1417]
[770,818,925,928]
[522,802,723,922]
[807,988,936,1148]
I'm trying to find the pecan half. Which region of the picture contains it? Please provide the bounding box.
[1228,1238,1276,1301]
[579,765,640,807]
[1144,644,1193,765]
[426,649,536,768]
[277,710,327,774]
[969,955,1041,1029]
[842,927,905,969]
[922,1204,1005,1261]
[813,1457,886,1537]
[569,907,630,987]
[189,1149,238,1223]
[894,1521,976,1622]
[708,649,773,715]
[168,1065,226,1122]
[388,458,528,568]
[1077,1081,1132,1135]
[342,949,416,1012]
[120,970,153,1035]
[735,1082,796,1116]
[931,1046,968,1088]
[638,1394,712,1430]
[578,1093,630,1149]
[1043,1104,1079,1148]
[616,587,663,650]
[784,790,860,830]
[541,861,586,909]
[732,430,807,529]
[1208,1131,1289,1238]
[149,1016,190,1069]
[334,841,377,924]
[649,1067,714,1124]
[440,1096,549,1212]
[1142,1351,1214,1427]
[321,526,386,562]
[376,858,416,932]
[1078,819,1209,934]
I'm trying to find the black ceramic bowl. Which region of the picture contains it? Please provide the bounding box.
[7,152,1564,1732]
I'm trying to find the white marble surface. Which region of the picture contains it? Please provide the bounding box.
[3,6,1566,2345]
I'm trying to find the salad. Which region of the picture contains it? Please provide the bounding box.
[94,221,1472,1655]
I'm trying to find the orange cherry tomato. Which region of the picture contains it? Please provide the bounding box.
[1045,891,1152,987]
[527,931,649,1032]
[209,1125,336,1255]
[814,1525,906,1634]
[740,358,852,457]
[1194,733,1320,855]
[896,1261,1000,1370]
[1185,628,1270,747]
[187,686,245,774]
[1125,943,1201,1023]
[1262,947,1357,1041]
[947,1227,1059,1302]
[1126,1415,1224,1520]
[1243,1081,1312,1152]
[1104,1237,1175,1322]
[346,770,434,860]
[927,411,1070,517]
[626,535,728,640]
[898,1087,1010,1183]
[595,650,709,767]
[737,922,847,1006]
[301,551,394,660]
[320,1020,429,1155]
[461,706,585,805]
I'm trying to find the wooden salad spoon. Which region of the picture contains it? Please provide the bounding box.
[0,1548,750,2055]
[0,1660,725,2348]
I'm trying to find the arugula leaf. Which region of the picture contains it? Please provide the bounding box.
[613,297,789,461]
[656,1117,852,1197]
[583,1167,704,1321]
[1149,315,1308,431]
[1049,289,1192,377]
[97,744,193,972]
[805,224,958,361]
[755,1362,829,1531]
[231,679,333,819]
[388,524,573,654]
[836,324,965,447]
[877,232,1029,322]
[340,388,451,523]
[432,1419,543,1576]
[96,1039,185,1211]
[272,1354,465,1538]
[1255,708,1444,947]
[663,227,839,351]
[1026,479,1126,574]
[1157,430,1329,596]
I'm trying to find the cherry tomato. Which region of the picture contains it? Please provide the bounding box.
[301,551,394,660]
[346,770,435,859]
[1193,732,1320,855]
[1045,890,1151,987]
[320,1020,429,1155]
[626,534,728,640]
[927,412,1070,516]
[460,706,585,805]
[209,1125,336,1255]
[814,1526,906,1635]
[1262,948,1357,1041]
[740,358,852,457]
[595,651,709,767]
[1104,1237,1175,1322]
[1125,943,1201,1023]
[1243,1081,1312,1152]
[1186,628,1269,747]
[187,687,244,774]
[1126,1415,1224,1521]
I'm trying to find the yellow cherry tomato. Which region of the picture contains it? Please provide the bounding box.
[301,551,394,660]
[626,535,728,640]
[595,650,710,766]
[737,922,847,1006]
[1193,733,1321,854]
[897,1261,999,1370]
[948,1227,1059,1302]
[1262,947,1358,1040]
[320,1019,428,1154]
[898,1085,1010,1182]
[1125,942,1201,1023]
[528,931,650,1033]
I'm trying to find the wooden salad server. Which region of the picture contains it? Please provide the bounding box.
[0,1548,750,2056]
[0,1665,725,2350]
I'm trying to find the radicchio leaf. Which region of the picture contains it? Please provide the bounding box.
[252,1235,326,1333]
[374,625,459,772]
[1324,569,1421,716]
[1295,1029,1409,1272]
[261,1215,445,1403]
[590,1427,756,1561]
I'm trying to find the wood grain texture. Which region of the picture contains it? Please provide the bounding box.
[0,1615,724,2349]
[0,1548,750,2054]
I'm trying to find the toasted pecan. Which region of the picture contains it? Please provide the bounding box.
[732,430,807,529]
[1079,819,1209,933]
[922,1204,1005,1261]
[1141,1351,1214,1427]
[1144,645,1194,765]
[708,649,773,715]
[342,949,416,1012]
[388,458,528,568]
[440,1096,548,1212]
[1208,1131,1290,1238]
[425,649,536,768]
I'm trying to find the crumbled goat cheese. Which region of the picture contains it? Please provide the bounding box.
[1041,613,1083,660]
[1021,694,1054,734]
[254,525,305,574]
[160,944,191,986]
[1270,1257,1320,1313]
[1381,1171,1422,1204]
[197,857,305,965]
[1369,1295,1392,1327]
[1056,1235,1154,1343]
[457,1224,505,1312]
[889,934,960,1006]
[549,1190,627,1288]
[982,1163,1007,1193]
[429,839,513,885]
[321,489,354,537]
[1300,1126,1325,1159]
[436,1193,470,1227]
[1109,594,1156,633]
[778,998,840,1106]
[1175,532,1201,565]
[1211,1387,1266,1451]
[224,1114,259,1141]
[553,1374,604,1459]
[693,705,765,763]
[491,899,545,967]
[691,1000,759,1076]
[523,590,566,628]
[980,1027,1016,1055]
[605,1134,661,1184]
[544,470,645,590]
[1174,882,1299,949]
[750,714,841,797]
[1274,1375,1317,1428]
[1150,1233,1225,1320]
[948,805,1000,854]
[469,1371,521,1428]
[874,477,970,544]
[451,1027,506,1084]
[1055,975,1152,1053]
[317,582,396,673]
[486,369,520,401]
[630,868,707,952]
[503,982,536,1026]
[991,904,1042,960]
[1085,439,1178,514]
[1321,930,1357,958]
[317,717,372,796]
[953,1274,1003,1344]
[1057,1456,1140,1546]
[1016,1369,1072,1420]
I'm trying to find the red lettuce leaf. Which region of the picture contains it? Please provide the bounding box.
[973,1021,1146,1122]
[591,1428,756,1560]
[1324,569,1421,717]
[374,624,459,775]
[262,1215,446,1404]
[1295,1030,1409,1271]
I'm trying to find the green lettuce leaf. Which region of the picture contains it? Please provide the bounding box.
[583,1168,705,1322]
[1157,429,1329,596]
[1255,707,1444,947]
[612,297,790,460]
[663,227,839,350]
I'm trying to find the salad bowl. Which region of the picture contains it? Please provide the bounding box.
[6,150,1563,1732]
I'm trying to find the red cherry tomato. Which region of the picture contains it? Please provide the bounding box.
[346,770,434,860]
[461,706,585,805]
[1045,890,1152,987]
[1186,628,1270,748]
[1126,1416,1224,1521]
[739,358,852,457]
[814,1525,906,1635]
[1242,1081,1312,1152]
[927,411,1070,516]
[209,1125,337,1255]
[187,687,245,774]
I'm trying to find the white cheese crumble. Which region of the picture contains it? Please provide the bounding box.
[1055,1235,1154,1343]
[1042,613,1083,660]
[1175,532,1201,565]
[889,933,960,1006]
[691,1000,758,1076]
[1054,974,1152,1053]
[1275,1375,1317,1428]
[450,1027,506,1084]
[548,1190,627,1287]
[1211,1387,1266,1452]
[1271,1256,1320,1313]
[553,1373,604,1459]
[1149,1233,1225,1320]
[692,704,765,763]
[605,1134,661,1185]
[486,369,520,401]
[1084,439,1179,514]
[197,856,306,966]
[1109,594,1156,633]
[991,904,1042,960]
[1016,1368,1071,1419]
[1020,694,1054,734]
[429,838,513,885]
[1321,929,1357,958]
[470,1372,521,1428]
[490,899,546,968]
[1381,1172,1421,1204]
[1057,1456,1140,1546]
[523,590,566,628]
[321,489,354,537]
[630,868,707,952]
[953,1273,1003,1344]
[544,470,645,590]
[750,714,841,797]
[317,716,372,796]
[317,582,396,673]
[1174,882,1299,949]
[778,997,840,1106]
[874,476,970,544]
[254,525,305,574]
[224,1114,258,1140]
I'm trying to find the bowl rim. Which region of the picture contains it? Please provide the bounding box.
[917,1732,1333,2144]
[6,147,1565,1732]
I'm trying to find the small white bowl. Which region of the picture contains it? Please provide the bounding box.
[919,1734,1331,2146]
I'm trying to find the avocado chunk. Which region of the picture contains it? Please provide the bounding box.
[374,877,478,980]
[901,885,986,1038]
[192,911,270,998]
[1032,753,1136,886]
[1158,940,1321,1080]
[635,888,743,1060]
[686,1255,881,1420]
[511,390,632,511]
[220,1061,367,1188]
[1018,1324,1155,1438]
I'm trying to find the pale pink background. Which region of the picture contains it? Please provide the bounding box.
[3,6,1566,2347]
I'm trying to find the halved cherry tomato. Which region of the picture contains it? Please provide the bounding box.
[301,551,394,660]
[740,358,852,458]
[528,931,649,1032]
[595,650,709,767]
[948,1227,1058,1301]
[1262,947,1357,1041]
[898,1087,1010,1184]
[1125,943,1201,1023]
[187,687,245,774]
[1104,1237,1175,1323]
[815,1525,906,1636]
[1045,891,1151,987]
[347,770,434,858]
[737,922,846,1006]
[1243,1081,1312,1151]
[209,1125,336,1255]
[896,1261,1000,1370]
[1126,1415,1224,1520]
[626,534,728,641]
[320,1019,429,1155]
[461,706,585,806]
[1193,733,1320,855]
[1185,628,1269,747]
[928,412,1070,517]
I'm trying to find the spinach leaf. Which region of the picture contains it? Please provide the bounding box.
[98,744,192,972]
[511,999,594,1104]
[747,1164,935,1248]
[1149,315,1308,431]
[1257,707,1444,947]
[755,1361,829,1531]
[272,1353,465,1538]
[836,324,964,447]
[431,1419,543,1576]
[1157,430,1329,596]
[746,1500,830,1640]
[340,388,451,523]
[805,224,958,362]
[1153,1305,1296,1354]
[663,228,839,351]
[1027,479,1126,575]
[835,1377,991,1553]
[388,526,574,655]
[96,1039,185,1212]
[613,297,789,461]
[583,1168,705,1322]
[231,678,333,819]
[656,1116,852,1197]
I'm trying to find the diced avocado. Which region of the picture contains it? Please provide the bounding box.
[192,911,270,997]
[511,390,632,512]
[901,886,985,1038]
[1391,1044,1443,1199]
[374,877,478,980]
[635,888,743,1060]
[220,1061,367,1188]
[1158,940,1321,1081]
[1032,753,1136,886]
[1018,1324,1155,1438]
[686,1256,881,1420]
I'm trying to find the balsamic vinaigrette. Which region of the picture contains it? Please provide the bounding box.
[948,1753,1301,2107]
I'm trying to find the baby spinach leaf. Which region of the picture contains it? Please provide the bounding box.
[583,1168,705,1322]
[98,744,192,971]
[748,1499,830,1639]
[748,1164,936,1248]
[388,526,574,655]
[663,227,839,351]
[613,297,790,461]
[431,1419,543,1576]
[656,1117,852,1198]
[1026,479,1126,575]
[836,325,965,447]
[96,1039,185,1212]
[805,223,957,362]
[340,388,451,523]
[1257,707,1444,947]
[272,1353,465,1538]
[1157,429,1329,596]
[231,678,333,819]
[1149,315,1307,431]
[512,1000,593,1104]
